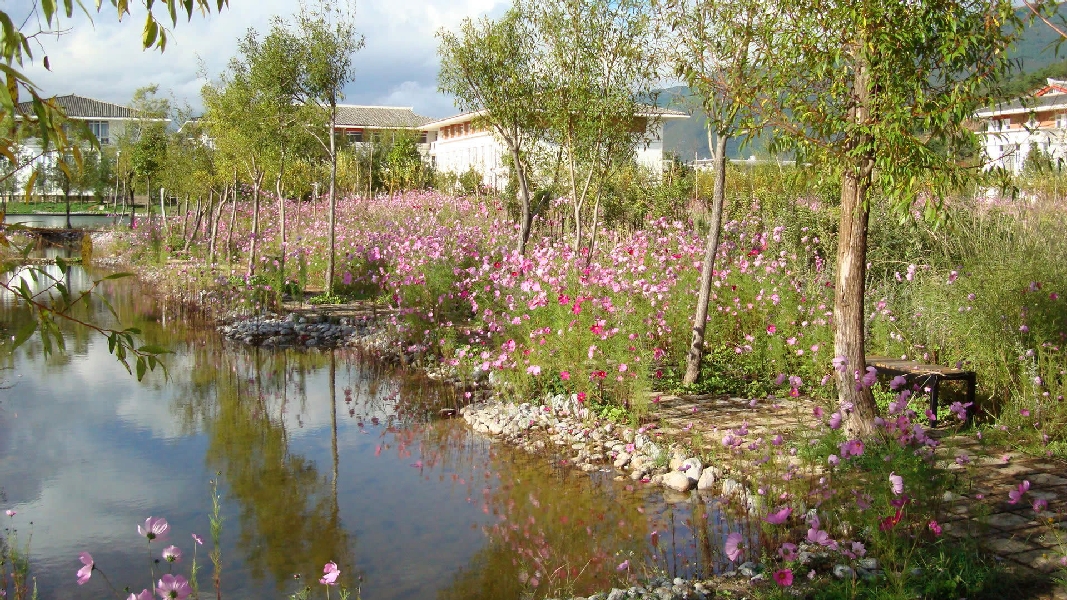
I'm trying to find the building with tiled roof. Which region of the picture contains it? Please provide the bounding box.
[420,106,689,189]
[334,105,433,144]
[976,78,1067,173]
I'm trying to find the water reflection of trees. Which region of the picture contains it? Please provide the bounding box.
[179,346,353,592]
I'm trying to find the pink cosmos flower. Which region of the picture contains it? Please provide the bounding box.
[827,455,840,466]
[828,412,842,430]
[832,355,848,372]
[526,365,541,376]
[928,520,942,536]
[128,589,153,600]
[77,552,94,585]
[1034,498,1049,512]
[861,366,878,389]
[766,324,777,334]
[191,533,203,545]
[560,371,570,381]
[889,472,904,495]
[156,574,191,599]
[778,542,797,561]
[807,526,832,547]
[320,561,340,585]
[764,507,792,524]
[889,375,908,390]
[1008,480,1031,504]
[773,569,794,587]
[139,517,169,542]
[724,532,743,562]
[616,559,630,571]
[4,510,13,517]
[162,545,181,563]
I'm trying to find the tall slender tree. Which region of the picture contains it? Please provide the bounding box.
[660,0,764,386]
[743,0,1021,434]
[521,0,662,255]
[438,10,544,255]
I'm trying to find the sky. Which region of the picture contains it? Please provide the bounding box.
[11,0,509,121]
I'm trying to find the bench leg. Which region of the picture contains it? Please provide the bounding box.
[928,375,941,426]
[965,374,976,425]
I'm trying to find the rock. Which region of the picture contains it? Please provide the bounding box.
[858,558,879,571]
[606,589,628,600]
[662,471,693,492]
[833,564,855,579]
[738,562,762,577]
[721,478,742,498]
[696,468,716,491]
[681,457,703,482]
[614,452,632,469]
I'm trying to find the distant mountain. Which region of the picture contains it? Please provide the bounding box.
[660,8,1067,161]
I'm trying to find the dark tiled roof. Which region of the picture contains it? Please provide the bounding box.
[335,105,433,129]
[16,94,137,119]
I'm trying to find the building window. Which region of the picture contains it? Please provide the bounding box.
[418,130,427,144]
[1057,113,1067,129]
[346,130,363,144]
[88,120,109,144]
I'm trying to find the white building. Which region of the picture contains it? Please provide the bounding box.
[419,107,689,189]
[976,78,1067,174]
[9,94,169,196]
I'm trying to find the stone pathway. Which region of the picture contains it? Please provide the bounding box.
[646,393,1067,598]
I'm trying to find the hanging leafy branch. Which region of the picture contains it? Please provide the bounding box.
[0,0,227,377]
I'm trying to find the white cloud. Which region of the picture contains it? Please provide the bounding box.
[10,0,511,119]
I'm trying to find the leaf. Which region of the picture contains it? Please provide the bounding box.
[102,272,135,280]
[42,0,57,26]
[143,13,158,49]
[10,319,37,350]
[136,344,172,355]
[136,356,147,381]
[43,55,50,71]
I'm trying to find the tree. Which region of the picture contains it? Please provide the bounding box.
[283,0,364,297]
[0,1,228,379]
[744,0,1021,435]
[660,0,764,386]
[0,1,228,195]
[521,0,661,255]
[437,10,543,254]
[126,86,170,230]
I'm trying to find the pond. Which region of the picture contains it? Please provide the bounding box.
[3,214,125,229]
[0,260,741,599]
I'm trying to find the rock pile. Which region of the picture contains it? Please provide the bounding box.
[460,393,763,511]
[218,313,373,348]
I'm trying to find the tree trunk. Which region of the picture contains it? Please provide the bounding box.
[208,187,224,265]
[65,186,71,229]
[145,175,152,231]
[326,105,338,296]
[511,143,533,255]
[184,193,204,253]
[836,47,878,437]
[276,170,286,272]
[226,177,238,271]
[247,172,263,277]
[128,176,136,229]
[683,132,729,385]
[159,188,168,233]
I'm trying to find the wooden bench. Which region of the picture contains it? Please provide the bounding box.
[867,356,976,426]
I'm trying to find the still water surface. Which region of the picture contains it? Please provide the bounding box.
[0,261,737,599]
[4,214,123,229]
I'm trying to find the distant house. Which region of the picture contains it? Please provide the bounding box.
[16,94,159,146]
[975,78,1067,173]
[334,105,434,145]
[8,94,170,197]
[420,106,689,189]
